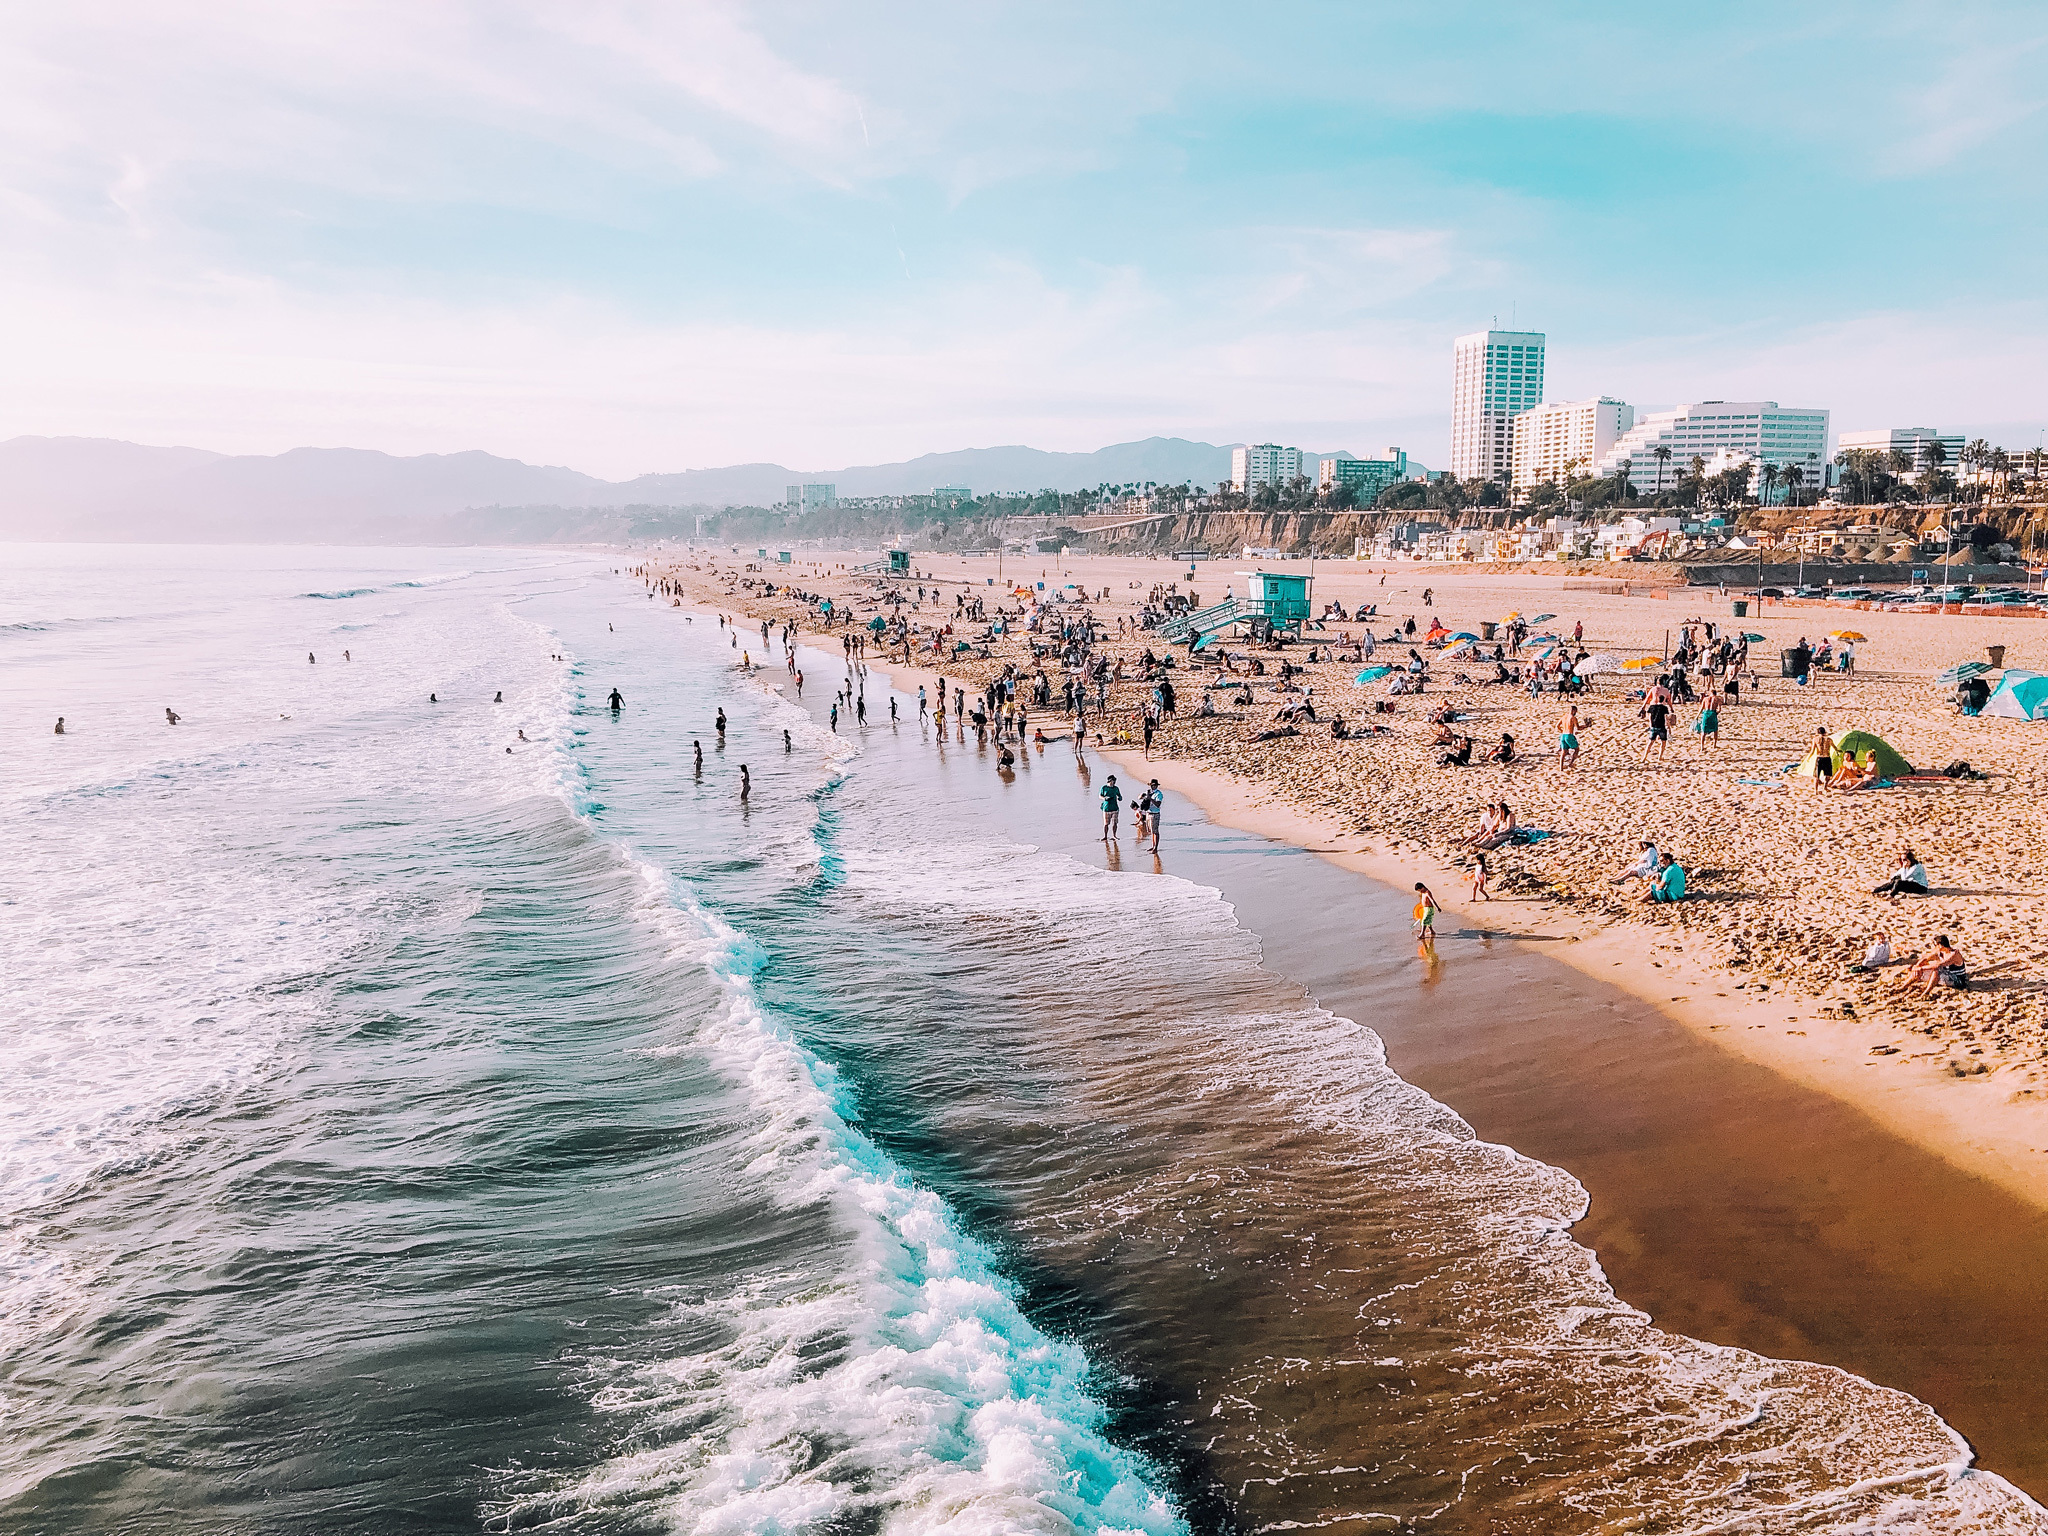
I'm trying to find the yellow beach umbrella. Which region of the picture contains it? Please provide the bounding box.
[1621,656,1665,671]
[1829,630,1866,642]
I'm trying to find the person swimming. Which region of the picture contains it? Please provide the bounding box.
[165,708,180,725]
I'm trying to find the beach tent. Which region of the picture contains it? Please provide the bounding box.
[1795,730,1914,778]
[1985,669,2048,721]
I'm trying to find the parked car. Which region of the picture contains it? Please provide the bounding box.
[1752,587,1786,598]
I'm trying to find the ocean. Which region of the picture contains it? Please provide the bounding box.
[2,544,2042,1534]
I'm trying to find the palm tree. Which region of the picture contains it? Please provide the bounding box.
[1758,462,1782,507]
[1783,463,1806,506]
[1653,444,1672,498]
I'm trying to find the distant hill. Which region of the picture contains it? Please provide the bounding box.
[0,434,1272,543]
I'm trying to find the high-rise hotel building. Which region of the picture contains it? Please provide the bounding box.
[1451,330,1545,484]
[1231,443,1304,493]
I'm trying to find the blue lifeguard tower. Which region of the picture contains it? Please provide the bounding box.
[1154,567,1313,645]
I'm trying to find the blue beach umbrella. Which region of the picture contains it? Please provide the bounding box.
[1354,665,1393,683]
[1937,660,1994,686]
[1449,631,1480,641]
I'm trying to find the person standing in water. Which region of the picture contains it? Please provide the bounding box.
[54,717,65,735]
[829,702,838,732]
[1412,882,1439,955]
[1099,774,1123,842]
[740,764,751,803]
[693,740,703,777]
[715,708,727,738]
[165,708,181,725]
[783,729,792,752]
[1145,778,1164,851]
[608,687,624,712]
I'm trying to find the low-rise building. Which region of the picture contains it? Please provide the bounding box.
[1835,427,1963,479]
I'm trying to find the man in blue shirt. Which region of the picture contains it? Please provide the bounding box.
[1650,854,1687,902]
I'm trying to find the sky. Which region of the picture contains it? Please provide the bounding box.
[2,0,2045,478]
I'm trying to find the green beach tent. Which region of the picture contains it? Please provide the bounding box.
[1794,729,1913,779]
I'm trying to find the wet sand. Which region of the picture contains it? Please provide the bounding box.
[1124,809,2048,1501]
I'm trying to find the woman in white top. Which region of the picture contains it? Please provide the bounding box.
[1873,848,1929,899]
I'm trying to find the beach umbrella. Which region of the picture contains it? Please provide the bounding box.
[1937,660,1994,686]
[1532,613,1556,623]
[1621,656,1665,671]
[1449,630,1480,641]
[1580,652,1625,675]
[1829,630,1867,642]
[867,615,887,632]
[1742,631,1767,641]
[1354,665,1393,683]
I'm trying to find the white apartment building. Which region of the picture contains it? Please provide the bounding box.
[1231,443,1304,493]
[1594,401,1829,502]
[1510,397,1635,493]
[1450,330,1545,484]
[783,483,837,509]
[1835,427,1964,478]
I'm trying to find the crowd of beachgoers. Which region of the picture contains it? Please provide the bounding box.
[648,551,2048,1091]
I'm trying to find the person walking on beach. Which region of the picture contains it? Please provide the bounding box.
[1412,882,1438,954]
[1557,704,1584,768]
[1099,774,1123,841]
[1691,698,1720,755]
[918,685,928,720]
[1640,694,1671,765]
[1467,853,1491,902]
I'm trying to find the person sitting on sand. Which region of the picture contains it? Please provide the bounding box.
[1607,838,1658,886]
[1439,733,1474,767]
[1852,930,1894,973]
[1829,752,1874,792]
[1874,847,1929,900]
[1646,852,1687,903]
[1905,935,1966,997]
[1487,732,1516,764]
[1430,719,1459,746]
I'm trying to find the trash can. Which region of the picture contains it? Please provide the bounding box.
[1732,600,1748,618]
[1988,644,2007,668]
[1480,621,1498,640]
[1780,648,1806,679]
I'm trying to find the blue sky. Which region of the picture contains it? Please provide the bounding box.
[2,1,2044,477]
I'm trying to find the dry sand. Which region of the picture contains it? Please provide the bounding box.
[653,546,2048,1212]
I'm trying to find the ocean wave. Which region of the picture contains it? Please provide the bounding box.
[504,657,1185,1534]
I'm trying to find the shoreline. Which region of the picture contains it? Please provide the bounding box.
[1100,745,2048,1214]
[661,551,2048,1220]
[681,575,2048,1500]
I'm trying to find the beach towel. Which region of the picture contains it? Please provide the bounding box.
[1509,829,1553,845]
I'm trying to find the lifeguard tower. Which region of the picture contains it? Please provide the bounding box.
[854,550,913,577]
[1154,568,1313,645]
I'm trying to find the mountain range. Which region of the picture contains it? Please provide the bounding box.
[0,435,1323,543]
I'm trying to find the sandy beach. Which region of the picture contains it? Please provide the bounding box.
[655,546,2048,1219]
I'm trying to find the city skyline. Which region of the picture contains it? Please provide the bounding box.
[2,2,2044,479]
